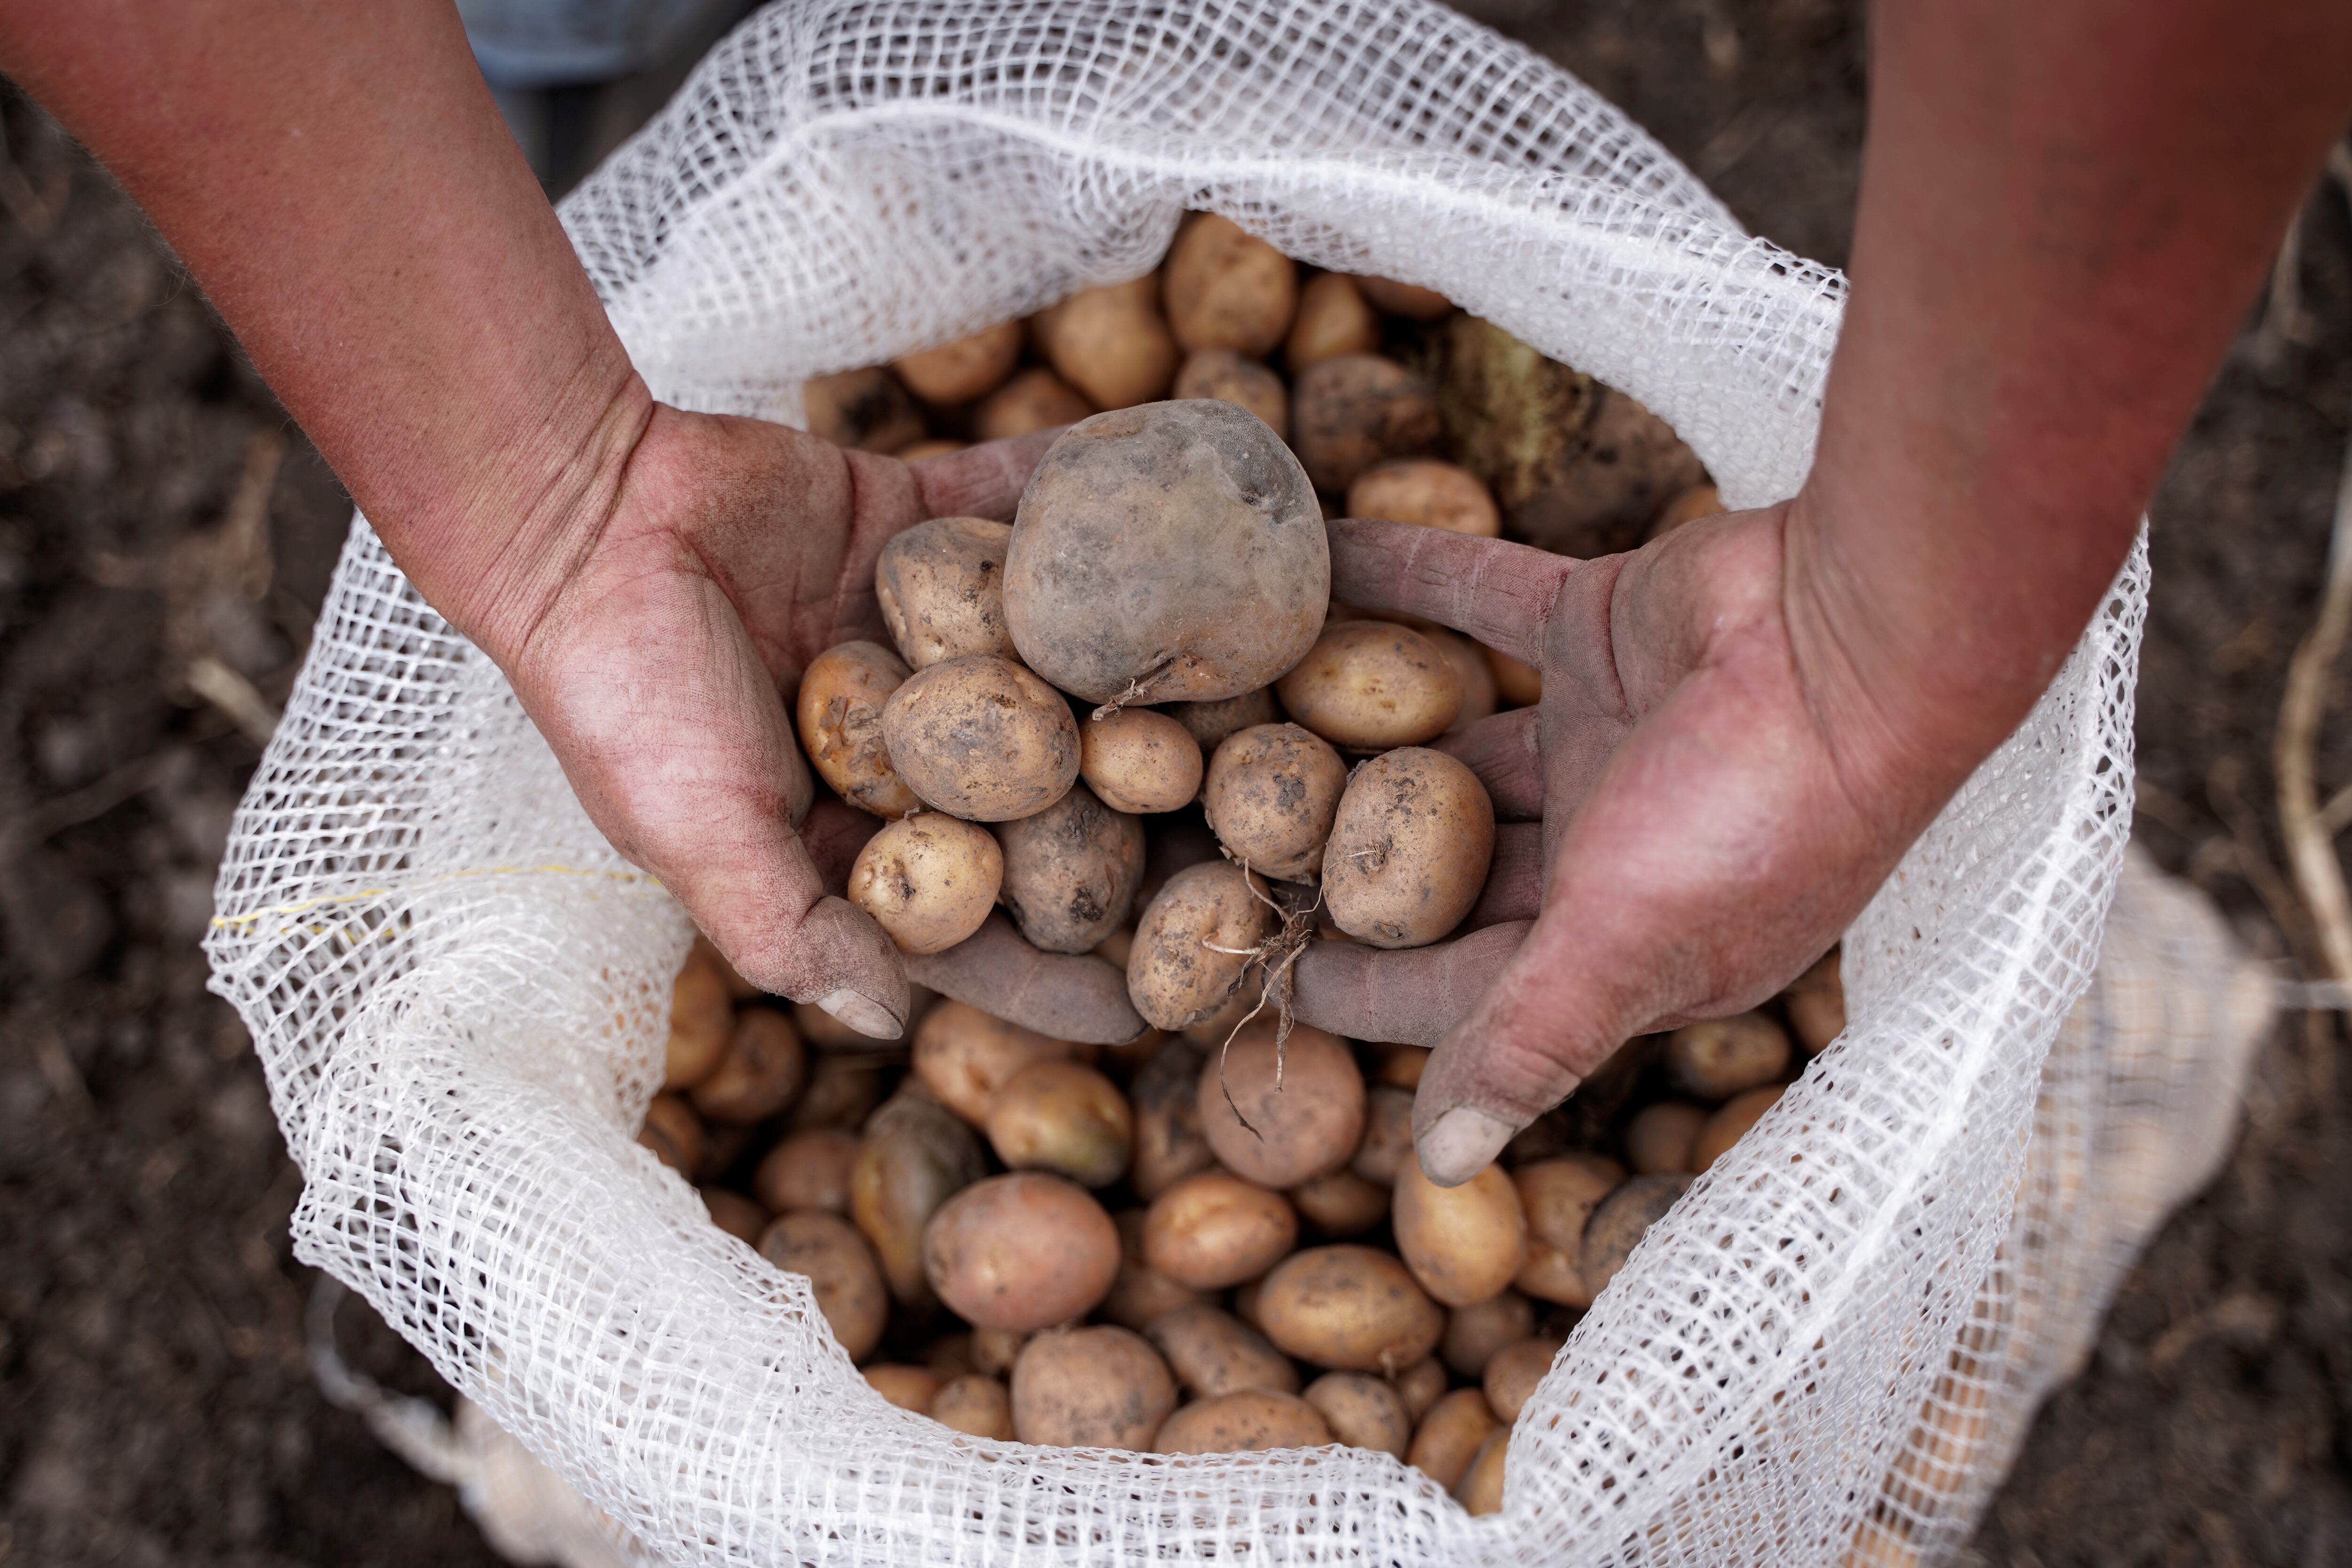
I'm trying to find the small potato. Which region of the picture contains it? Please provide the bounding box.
[1290,354,1441,493]
[995,784,1145,954]
[1486,646,1542,707]
[700,1187,768,1244]
[1647,482,1726,540]
[899,438,969,462]
[881,655,1081,822]
[1285,272,1380,372]
[754,1127,860,1215]
[1302,1371,1411,1458]
[923,1172,1121,1332]
[1080,709,1203,815]
[665,947,735,1090]
[796,641,923,819]
[1168,687,1283,755]
[928,1373,1015,1439]
[1143,1169,1298,1291]
[866,1363,944,1411]
[690,1007,806,1125]
[1374,1045,1430,1090]
[1512,388,1708,558]
[1276,622,1462,751]
[1345,459,1500,538]
[913,1000,1084,1124]
[1421,627,1499,732]
[1257,1245,1444,1373]
[1323,749,1496,949]
[1100,1207,1210,1330]
[1396,1156,1526,1310]
[1784,948,1845,1053]
[1011,1325,1176,1449]
[803,366,926,453]
[1693,1085,1784,1172]
[1173,349,1288,439]
[1513,1153,1626,1307]
[1623,1101,1706,1175]
[1146,1302,1299,1399]
[1154,1390,1333,1455]
[971,1326,1027,1378]
[892,319,1024,404]
[974,366,1094,441]
[1455,1429,1509,1516]
[1406,1388,1499,1491]
[848,814,1004,955]
[1179,985,1260,1049]
[758,1210,888,1362]
[1231,1277,1266,1332]
[985,1059,1133,1188]
[1580,1173,1693,1298]
[1391,1357,1447,1423]
[853,1090,990,1306]
[1201,722,1348,879]
[1094,926,1136,971]
[875,516,1017,672]
[1356,276,1454,319]
[792,999,880,1050]
[1666,1012,1792,1101]
[1350,1085,1417,1186]
[1126,861,1277,1032]
[1032,276,1180,410]
[1440,1290,1536,1381]
[1164,214,1298,356]
[1196,1019,1366,1189]
[1129,1037,1217,1199]
[639,1093,707,1177]
[784,1053,891,1132]
[1483,1334,1564,1424]
[1288,1169,1388,1237]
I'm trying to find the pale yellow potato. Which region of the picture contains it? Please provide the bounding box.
[851,1090,990,1306]
[1126,861,1277,1032]
[1302,1371,1411,1458]
[893,319,1024,404]
[1172,349,1289,439]
[1579,1173,1693,1298]
[1693,1085,1784,1172]
[1351,1085,1416,1186]
[1287,1169,1388,1238]
[1167,687,1283,756]
[994,783,1145,954]
[1080,708,1203,815]
[1257,1244,1444,1373]
[881,654,1081,822]
[1406,1387,1498,1491]
[1164,214,1298,356]
[984,1059,1133,1188]
[1200,722,1347,879]
[928,1372,1015,1439]
[1454,1429,1509,1516]
[1285,272,1380,371]
[664,947,734,1090]
[865,1363,944,1410]
[1395,1156,1527,1310]
[699,1187,768,1245]
[848,813,1003,955]
[758,1209,889,1362]
[875,516,1017,672]
[1666,1011,1792,1101]
[1196,1019,1365,1189]
[1154,1389,1333,1454]
[1098,1207,1210,1330]
[923,1171,1121,1332]
[638,1093,707,1177]
[753,1127,860,1215]
[1390,1356,1446,1422]
[1512,1153,1625,1307]
[1010,1325,1176,1449]
[1623,1101,1706,1175]
[1421,626,1500,732]
[1784,947,1846,1053]
[796,640,923,819]
[1356,275,1454,319]
[1145,1302,1299,1399]
[1142,1168,1298,1290]
[1031,275,1180,410]
[1482,1334,1565,1424]
[1276,621,1462,751]
[1345,459,1500,537]
[912,999,1085,1125]
[1439,1288,1534,1378]
[690,1006,806,1125]
[1323,748,1496,950]
[974,365,1094,440]
[1486,645,1542,706]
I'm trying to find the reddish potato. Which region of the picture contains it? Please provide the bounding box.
[892,319,1024,404]
[1129,1037,1217,1199]
[995,784,1145,954]
[1374,1045,1430,1090]
[1196,1019,1366,1189]
[847,813,1003,955]
[1163,214,1298,356]
[899,437,969,462]
[1172,349,1288,439]
[1154,1390,1333,1454]
[1256,1245,1444,1374]
[1126,861,1277,1032]
[758,1210,888,1363]
[1080,708,1203,815]
[974,366,1094,440]
[984,1059,1133,1188]
[874,516,1017,672]
[1323,748,1495,950]
[881,654,1080,822]
[1345,459,1500,538]
[1143,1169,1298,1291]
[928,1372,1015,1440]
[923,1172,1121,1332]
[1200,722,1348,879]
[754,1127,861,1215]
[912,1001,1085,1124]
[1031,275,1180,410]
[1285,272,1380,371]
[852,1090,989,1306]
[1276,621,1462,751]
[1011,1325,1176,1449]
[796,640,923,819]
[1099,1207,1210,1330]
[690,1006,806,1125]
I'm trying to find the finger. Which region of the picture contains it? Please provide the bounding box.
[1436,709,1542,820]
[909,427,1065,521]
[1461,823,1543,931]
[907,912,1147,1044]
[1289,922,1528,1047]
[1326,518,1573,666]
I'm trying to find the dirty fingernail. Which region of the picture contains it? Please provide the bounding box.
[818,987,902,1040]
[1417,1106,1517,1187]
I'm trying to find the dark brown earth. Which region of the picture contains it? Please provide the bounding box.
[3,2,2348,1563]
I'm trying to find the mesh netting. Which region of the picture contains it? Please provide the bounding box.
[205,2,2214,1562]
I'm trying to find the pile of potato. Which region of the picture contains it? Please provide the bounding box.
[643,218,1845,1505]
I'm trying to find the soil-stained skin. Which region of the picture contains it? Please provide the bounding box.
[874,516,1017,671]
[1322,747,1495,949]
[993,783,1144,954]
[1202,722,1347,879]
[1124,860,1276,1030]
[879,654,1080,821]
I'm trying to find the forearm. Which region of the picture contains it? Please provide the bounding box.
[0,0,644,648]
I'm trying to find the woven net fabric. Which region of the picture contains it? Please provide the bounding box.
[204,1,2197,1562]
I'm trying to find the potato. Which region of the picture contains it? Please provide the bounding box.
[1427,315,1594,520]
[1146,1302,1299,1399]
[1323,749,1496,949]
[1395,1155,1526,1310]
[700,1187,768,1244]
[1486,645,1542,707]
[665,947,734,1090]
[913,1000,1084,1124]
[1693,1085,1784,1172]
[754,1127,860,1215]
[892,319,1024,405]
[1032,276,1180,410]
[1406,1388,1498,1491]
[1079,708,1202,815]
[1126,861,1277,1032]
[1163,214,1297,356]
[1128,1037,1216,1199]
[928,1372,1015,1439]
[1784,948,1845,1053]
[1099,1207,1210,1330]
[1006,401,1327,705]
[1302,1371,1411,1458]
[1356,276,1453,320]
[1374,1045,1430,1091]
[1512,1153,1626,1307]
[1623,1101,1706,1175]
[924,1332,977,1378]
[1231,1276,1266,1332]
[1094,925,1136,971]
[1440,1290,1535,1381]
[1350,1085,1417,1185]
[1178,984,1261,1049]
[994,784,1145,954]
[1010,1325,1176,1449]
[970,1325,1027,1377]
[1285,272,1380,371]
[638,1093,707,1177]
[1647,482,1726,540]
[758,1209,888,1362]
[1155,1389,1334,1454]
[881,655,1081,821]
[1454,1429,1509,1516]
[1390,1356,1447,1422]
[899,437,969,462]
[848,813,1004,955]
[974,366,1093,441]
[784,1053,891,1132]
[874,516,1017,673]
[985,1059,1133,1188]
[1257,1245,1444,1373]
[1275,622,1462,751]
[853,1090,990,1305]
[1511,386,1709,559]
[1137,812,1222,911]
[1288,1169,1388,1238]
[1344,459,1500,538]
[924,1171,1121,1331]
[1172,348,1288,439]
[796,641,923,819]
[866,1363,945,1410]
[1580,1173,1693,1297]
[1666,1011,1791,1101]
[792,999,881,1050]
[1168,686,1283,755]
[803,366,926,453]
[1422,627,1499,732]
[1483,1333,1564,1425]
[1199,722,1348,879]
[1290,354,1441,493]
[1196,1018,1366,1188]
[1142,1169,1298,1290]
[690,1006,806,1125]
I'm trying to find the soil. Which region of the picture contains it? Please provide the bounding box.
[2,4,2347,1564]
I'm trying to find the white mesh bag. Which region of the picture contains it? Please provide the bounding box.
[206,1,2206,1562]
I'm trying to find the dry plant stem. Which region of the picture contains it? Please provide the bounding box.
[2275,432,2352,989]
[1205,870,1321,1138]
